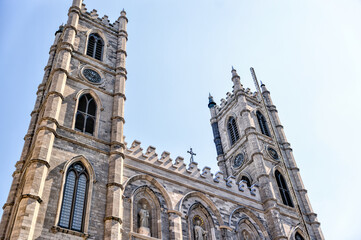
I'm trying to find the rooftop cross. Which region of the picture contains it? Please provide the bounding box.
[187,147,197,163]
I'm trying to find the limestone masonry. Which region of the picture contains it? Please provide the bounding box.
[0,1,324,239]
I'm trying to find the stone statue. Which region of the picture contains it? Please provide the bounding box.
[194,220,207,240]
[138,204,150,236]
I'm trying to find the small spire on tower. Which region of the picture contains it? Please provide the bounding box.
[121,8,126,16]
[208,93,216,108]
[231,66,239,78]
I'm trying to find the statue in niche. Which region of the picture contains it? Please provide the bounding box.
[138,204,150,236]
[194,220,207,240]
[242,230,251,240]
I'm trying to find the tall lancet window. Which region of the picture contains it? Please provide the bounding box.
[59,162,89,232]
[227,117,239,145]
[86,33,104,61]
[256,111,270,137]
[75,94,96,135]
[275,170,294,207]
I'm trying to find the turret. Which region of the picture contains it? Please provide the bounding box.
[231,67,242,91]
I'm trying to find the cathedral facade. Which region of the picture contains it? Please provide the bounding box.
[0,1,324,239]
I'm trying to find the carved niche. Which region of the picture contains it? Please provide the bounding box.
[188,203,214,240]
[132,186,161,238]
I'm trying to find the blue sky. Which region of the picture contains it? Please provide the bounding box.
[0,0,360,239]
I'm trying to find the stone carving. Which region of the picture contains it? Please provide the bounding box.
[242,230,252,240]
[138,204,150,236]
[194,220,207,240]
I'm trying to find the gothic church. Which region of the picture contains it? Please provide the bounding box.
[0,1,324,239]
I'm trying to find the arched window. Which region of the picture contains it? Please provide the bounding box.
[75,94,96,135]
[227,117,239,145]
[86,33,104,61]
[241,176,251,188]
[275,170,294,207]
[59,162,89,232]
[295,232,305,240]
[256,111,270,137]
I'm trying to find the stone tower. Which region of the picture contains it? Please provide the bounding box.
[208,68,324,239]
[0,0,128,239]
[0,1,324,240]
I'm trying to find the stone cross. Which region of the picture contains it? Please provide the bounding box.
[187,147,196,163]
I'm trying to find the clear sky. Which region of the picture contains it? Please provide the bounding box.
[0,0,360,239]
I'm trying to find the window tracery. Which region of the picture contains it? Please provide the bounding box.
[227,117,240,145]
[256,111,270,137]
[75,94,96,135]
[86,33,104,61]
[275,170,294,207]
[58,162,89,232]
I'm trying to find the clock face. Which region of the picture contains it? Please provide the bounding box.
[83,68,101,84]
[267,147,279,160]
[233,153,244,168]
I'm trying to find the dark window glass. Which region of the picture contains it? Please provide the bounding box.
[227,117,240,145]
[256,111,270,137]
[295,233,305,240]
[59,162,89,232]
[241,176,251,188]
[75,94,97,135]
[75,113,85,132]
[275,170,294,207]
[78,96,87,112]
[87,99,96,116]
[85,117,94,134]
[86,34,103,61]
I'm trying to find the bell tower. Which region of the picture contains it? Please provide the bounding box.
[208,67,324,240]
[0,0,128,239]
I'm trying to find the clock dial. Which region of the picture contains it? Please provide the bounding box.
[83,68,101,83]
[267,147,279,160]
[233,153,244,168]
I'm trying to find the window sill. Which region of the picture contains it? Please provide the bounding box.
[129,232,160,240]
[51,226,89,238]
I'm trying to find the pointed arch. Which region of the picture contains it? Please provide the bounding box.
[178,191,224,226]
[55,155,95,234]
[237,173,253,188]
[72,89,102,137]
[130,186,162,238]
[275,170,294,207]
[122,174,173,210]
[84,29,108,61]
[228,206,269,239]
[227,116,240,145]
[256,110,270,137]
[289,226,307,240]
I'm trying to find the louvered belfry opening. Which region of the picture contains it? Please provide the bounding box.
[75,94,96,135]
[227,117,240,145]
[59,162,89,232]
[256,111,270,137]
[86,33,103,61]
[275,170,294,207]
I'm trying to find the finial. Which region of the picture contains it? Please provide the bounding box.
[260,80,264,86]
[231,66,239,78]
[54,24,64,36]
[208,93,216,108]
[121,8,126,15]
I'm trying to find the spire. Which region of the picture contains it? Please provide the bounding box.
[231,66,241,91]
[208,93,216,108]
[231,66,239,78]
[121,8,126,16]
